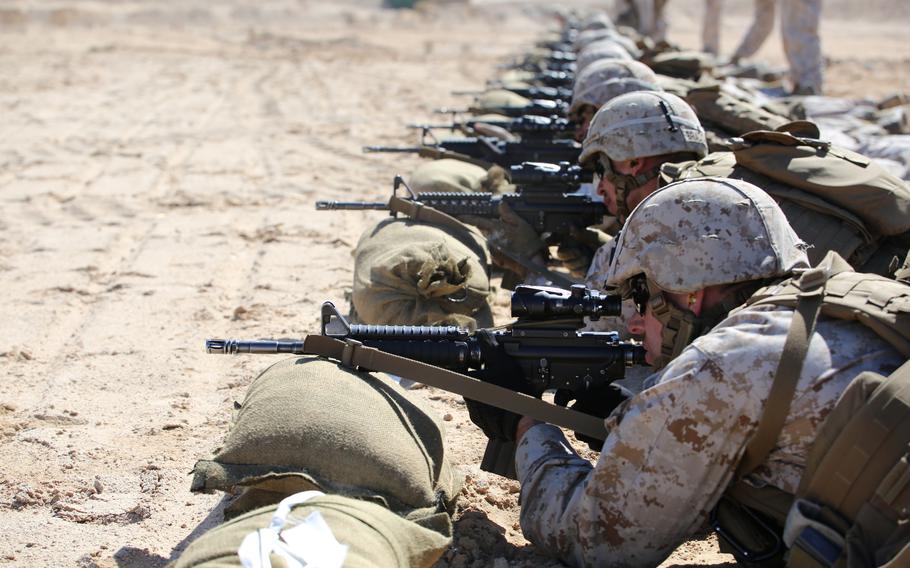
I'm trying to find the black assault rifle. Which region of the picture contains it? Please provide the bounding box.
[452,85,574,102]
[433,98,569,119]
[408,115,574,142]
[316,188,604,249]
[488,69,574,89]
[363,136,580,169]
[206,285,646,477]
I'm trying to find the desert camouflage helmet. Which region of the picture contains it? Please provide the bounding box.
[574,29,640,58]
[580,12,615,32]
[579,91,707,165]
[569,60,660,116]
[606,178,809,295]
[575,40,633,73]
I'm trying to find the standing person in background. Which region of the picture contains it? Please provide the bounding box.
[702,0,723,54]
[615,0,669,42]
[731,0,824,94]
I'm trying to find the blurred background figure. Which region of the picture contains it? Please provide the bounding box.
[615,0,669,42]
[702,0,723,54]
[731,0,824,94]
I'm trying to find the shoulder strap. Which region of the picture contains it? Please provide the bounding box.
[735,263,830,479]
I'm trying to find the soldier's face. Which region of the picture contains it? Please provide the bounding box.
[574,105,598,141]
[627,290,690,366]
[594,156,637,216]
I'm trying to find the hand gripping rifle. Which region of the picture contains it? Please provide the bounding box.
[206,284,646,478]
[408,115,574,142]
[363,135,580,169]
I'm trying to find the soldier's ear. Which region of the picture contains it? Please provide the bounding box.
[627,157,645,175]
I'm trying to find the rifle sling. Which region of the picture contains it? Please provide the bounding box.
[302,334,608,441]
[734,265,829,479]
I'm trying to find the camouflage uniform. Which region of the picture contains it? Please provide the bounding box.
[514,179,903,566]
[516,307,901,566]
[732,0,823,94]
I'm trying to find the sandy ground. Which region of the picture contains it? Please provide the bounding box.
[0,1,906,566]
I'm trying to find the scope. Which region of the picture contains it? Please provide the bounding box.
[510,284,622,321]
[509,161,591,186]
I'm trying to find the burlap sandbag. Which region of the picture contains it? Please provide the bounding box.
[191,356,462,522]
[472,89,531,112]
[351,217,494,329]
[171,494,452,568]
[408,159,513,194]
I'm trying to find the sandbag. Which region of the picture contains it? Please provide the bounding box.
[190,356,462,521]
[407,160,513,194]
[351,216,494,329]
[472,89,530,113]
[172,494,452,568]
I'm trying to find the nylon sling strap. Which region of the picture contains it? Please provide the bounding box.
[301,334,609,441]
[389,196,579,289]
[735,264,830,479]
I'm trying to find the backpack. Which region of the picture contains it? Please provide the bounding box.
[659,123,910,277]
[713,252,910,568]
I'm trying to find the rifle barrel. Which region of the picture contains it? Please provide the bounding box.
[315,200,389,210]
[362,146,421,153]
[206,339,305,355]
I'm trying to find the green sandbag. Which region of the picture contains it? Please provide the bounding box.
[172,494,452,568]
[351,217,494,329]
[408,159,512,194]
[191,356,462,521]
[472,89,530,112]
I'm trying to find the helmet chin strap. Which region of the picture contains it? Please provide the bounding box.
[645,280,770,369]
[609,166,660,223]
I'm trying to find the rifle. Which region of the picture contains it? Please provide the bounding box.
[433,98,568,119]
[500,59,576,74]
[363,136,580,169]
[316,188,604,249]
[408,115,574,142]
[452,85,573,102]
[206,284,646,477]
[488,69,574,89]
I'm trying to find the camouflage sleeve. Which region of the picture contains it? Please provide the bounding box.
[515,344,754,567]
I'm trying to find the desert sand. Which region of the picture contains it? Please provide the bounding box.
[0,1,907,566]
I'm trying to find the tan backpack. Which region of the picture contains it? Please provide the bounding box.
[660,124,910,276]
[713,252,910,567]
